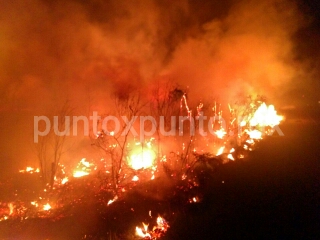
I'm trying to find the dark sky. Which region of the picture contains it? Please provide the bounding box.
[0,0,319,173]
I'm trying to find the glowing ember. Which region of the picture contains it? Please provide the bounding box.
[107,196,118,206]
[43,203,51,211]
[189,196,199,203]
[216,146,225,156]
[31,201,39,207]
[61,177,69,184]
[227,153,235,161]
[132,175,139,181]
[0,216,9,222]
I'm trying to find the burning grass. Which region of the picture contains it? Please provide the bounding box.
[0,99,285,239]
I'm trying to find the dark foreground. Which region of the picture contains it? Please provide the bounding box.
[0,108,319,240]
[165,120,320,239]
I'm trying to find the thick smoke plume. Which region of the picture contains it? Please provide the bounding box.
[0,0,317,172]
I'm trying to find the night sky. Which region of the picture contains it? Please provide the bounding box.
[0,0,319,174]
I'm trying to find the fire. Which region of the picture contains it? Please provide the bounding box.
[43,203,51,211]
[136,223,151,239]
[245,129,262,139]
[132,175,139,182]
[107,196,118,206]
[215,128,227,139]
[129,141,156,170]
[19,167,40,173]
[73,171,89,178]
[135,215,169,239]
[130,150,155,170]
[61,177,69,184]
[227,153,235,161]
[8,203,14,215]
[250,103,283,127]
[216,146,225,156]
[72,158,92,178]
[31,201,39,207]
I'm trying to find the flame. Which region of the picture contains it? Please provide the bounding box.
[61,177,69,184]
[250,103,283,127]
[156,216,167,229]
[132,175,139,181]
[215,128,227,139]
[107,196,118,206]
[19,167,40,173]
[189,196,199,203]
[31,201,39,207]
[136,225,151,239]
[245,129,262,139]
[0,216,9,222]
[43,203,51,211]
[128,139,156,170]
[73,171,89,178]
[72,158,92,177]
[227,153,235,161]
[135,215,169,239]
[8,203,14,215]
[130,149,155,170]
[216,146,225,156]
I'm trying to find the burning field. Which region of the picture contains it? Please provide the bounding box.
[0,104,319,239]
[0,0,320,239]
[0,98,303,239]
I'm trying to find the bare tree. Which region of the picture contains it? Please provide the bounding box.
[149,81,183,160]
[91,91,147,192]
[35,102,73,188]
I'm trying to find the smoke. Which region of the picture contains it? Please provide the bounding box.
[165,0,306,105]
[0,0,317,171]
